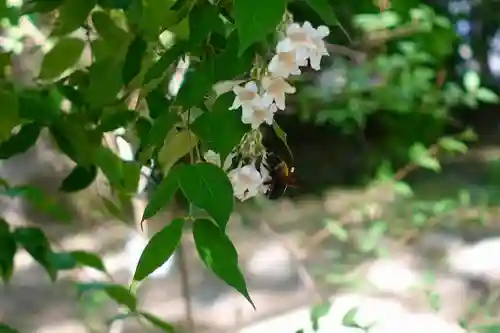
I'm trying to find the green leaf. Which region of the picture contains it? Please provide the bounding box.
[17,89,61,123]
[272,121,293,162]
[60,165,98,192]
[0,219,16,283]
[0,86,20,143]
[305,0,338,26]
[157,130,198,174]
[2,186,70,222]
[475,87,499,103]
[213,31,254,81]
[310,301,331,331]
[146,88,171,119]
[70,250,107,273]
[145,107,179,148]
[13,227,56,281]
[141,165,181,221]
[178,163,233,230]
[438,137,467,154]
[175,59,215,108]
[0,123,41,159]
[39,37,85,80]
[76,282,137,311]
[140,312,175,332]
[98,107,137,132]
[123,35,148,86]
[187,2,225,47]
[192,93,247,160]
[341,307,360,327]
[143,43,184,85]
[91,10,130,49]
[94,147,139,193]
[133,217,183,282]
[192,218,254,308]
[0,323,19,333]
[409,143,441,172]
[85,59,123,108]
[233,0,287,55]
[51,0,97,36]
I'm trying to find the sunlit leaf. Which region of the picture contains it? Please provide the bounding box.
[39,37,85,80]
[233,0,287,55]
[192,218,254,308]
[178,163,234,230]
[133,217,183,282]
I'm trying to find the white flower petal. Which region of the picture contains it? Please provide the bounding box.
[204,150,221,166]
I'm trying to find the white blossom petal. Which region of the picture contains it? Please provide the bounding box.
[228,164,264,201]
[261,76,296,110]
[230,81,260,110]
[204,150,222,166]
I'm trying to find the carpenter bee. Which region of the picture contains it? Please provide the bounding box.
[261,152,297,200]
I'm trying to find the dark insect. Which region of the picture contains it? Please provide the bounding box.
[261,153,297,200]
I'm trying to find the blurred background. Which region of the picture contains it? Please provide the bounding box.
[3,0,500,332]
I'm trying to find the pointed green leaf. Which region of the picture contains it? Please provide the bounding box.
[0,123,41,159]
[193,218,254,308]
[70,250,107,273]
[39,37,85,80]
[123,35,148,86]
[187,2,225,47]
[140,312,175,332]
[157,130,197,175]
[178,163,233,230]
[141,165,181,221]
[60,165,98,192]
[13,227,56,281]
[91,10,130,49]
[133,217,183,282]
[85,59,123,108]
[98,108,137,132]
[305,0,338,26]
[0,86,20,143]
[0,219,16,283]
[51,0,97,36]
[76,282,137,311]
[192,93,248,160]
[233,0,287,55]
[143,43,184,85]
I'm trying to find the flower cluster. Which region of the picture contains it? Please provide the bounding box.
[229,21,330,130]
[210,21,330,201]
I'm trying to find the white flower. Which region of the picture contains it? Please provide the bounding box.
[230,81,260,110]
[204,150,234,171]
[241,95,277,129]
[261,75,296,110]
[268,39,303,78]
[228,164,265,201]
[284,22,318,51]
[279,21,330,71]
[300,21,330,70]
